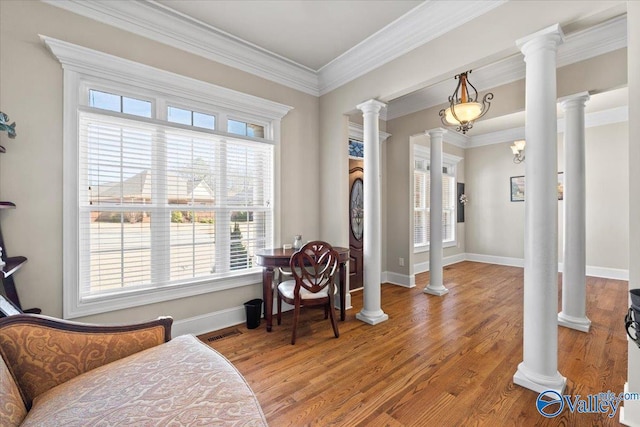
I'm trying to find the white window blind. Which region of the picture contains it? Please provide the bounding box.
[413,149,459,249]
[79,111,272,300]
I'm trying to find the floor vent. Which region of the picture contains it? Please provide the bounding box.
[199,329,242,343]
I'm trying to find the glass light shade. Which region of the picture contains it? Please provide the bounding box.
[514,140,526,151]
[444,102,483,124]
[510,144,520,155]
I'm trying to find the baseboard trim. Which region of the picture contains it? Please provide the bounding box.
[465,253,629,280]
[172,306,246,337]
[175,253,627,336]
[384,271,415,288]
[414,252,469,274]
[464,253,523,268]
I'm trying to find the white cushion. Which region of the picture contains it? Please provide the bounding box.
[278,280,335,300]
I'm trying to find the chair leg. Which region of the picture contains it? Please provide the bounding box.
[277,293,282,326]
[328,297,339,339]
[291,302,301,345]
[324,304,329,319]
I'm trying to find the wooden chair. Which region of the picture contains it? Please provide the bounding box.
[277,241,340,345]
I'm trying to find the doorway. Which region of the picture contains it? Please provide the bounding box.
[349,158,364,291]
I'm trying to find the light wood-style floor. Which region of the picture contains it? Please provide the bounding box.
[202,261,628,426]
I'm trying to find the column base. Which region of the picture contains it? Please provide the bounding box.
[513,362,566,395]
[356,309,389,325]
[423,285,449,296]
[558,312,591,332]
[619,382,639,426]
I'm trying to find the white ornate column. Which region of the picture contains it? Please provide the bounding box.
[355,99,389,325]
[424,128,448,296]
[558,92,591,333]
[513,24,566,395]
[623,2,640,425]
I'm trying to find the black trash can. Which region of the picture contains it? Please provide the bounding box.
[244,298,263,329]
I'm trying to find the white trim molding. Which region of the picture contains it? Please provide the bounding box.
[348,122,391,142]
[43,36,292,319]
[317,0,506,95]
[465,253,629,281]
[382,254,629,290]
[41,35,293,120]
[387,15,628,121]
[42,1,626,104]
[42,0,319,95]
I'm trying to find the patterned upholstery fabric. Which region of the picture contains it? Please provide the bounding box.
[0,355,27,427]
[0,322,166,408]
[20,335,267,426]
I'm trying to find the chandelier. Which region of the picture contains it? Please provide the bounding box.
[439,70,493,134]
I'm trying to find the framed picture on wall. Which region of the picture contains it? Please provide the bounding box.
[510,172,564,202]
[510,176,525,202]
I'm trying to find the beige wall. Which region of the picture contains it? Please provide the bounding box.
[465,121,629,271]
[0,1,321,323]
[0,0,630,325]
[383,48,626,282]
[318,1,624,281]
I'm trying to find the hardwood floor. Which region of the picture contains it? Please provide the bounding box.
[202,261,628,426]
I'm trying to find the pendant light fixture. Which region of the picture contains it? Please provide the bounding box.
[439,70,493,134]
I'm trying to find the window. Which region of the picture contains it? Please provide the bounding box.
[413,146,461,251]
[89,89,152,117]
[45,36,292,318]
[228,119,265,138]
[168,106,216,129]
[81,111,272,299]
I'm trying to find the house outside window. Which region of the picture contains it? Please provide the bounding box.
[44,36,291,318]
[414,145,461,252]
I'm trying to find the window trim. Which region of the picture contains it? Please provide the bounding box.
[413,144,462,253]
[44,36,292,319]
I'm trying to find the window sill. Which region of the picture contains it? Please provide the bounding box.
[64,269,262,319]
[414,241,457,254]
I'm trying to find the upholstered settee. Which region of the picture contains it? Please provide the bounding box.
[0,314,267,426]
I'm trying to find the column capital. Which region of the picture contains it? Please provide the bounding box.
[558,91,590,110]
[356,99,387,115]
[516,23,565,56]
[426,128,448,139]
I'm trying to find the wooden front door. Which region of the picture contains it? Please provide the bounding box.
[349,159,364,291]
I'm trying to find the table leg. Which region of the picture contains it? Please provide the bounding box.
[263,267,274,332]
[339,261,346,321]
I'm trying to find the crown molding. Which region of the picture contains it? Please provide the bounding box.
[387,14,627,121]
[468,126,525,148]
[348,122,391,143]
[42,0,320,96]
[556,15,628,68]
[42,0,508,98]
[466,105,628,149]
[41,35,293,120]
[443,131,469,149]
[40,0,627,113]
[317,0,507,96]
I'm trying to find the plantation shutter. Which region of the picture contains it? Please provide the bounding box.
[78,111,272,300]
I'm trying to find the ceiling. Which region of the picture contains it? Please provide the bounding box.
[155,0,423,71]
[45,0,628,140]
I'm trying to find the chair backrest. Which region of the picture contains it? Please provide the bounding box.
[289,241,339,296]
